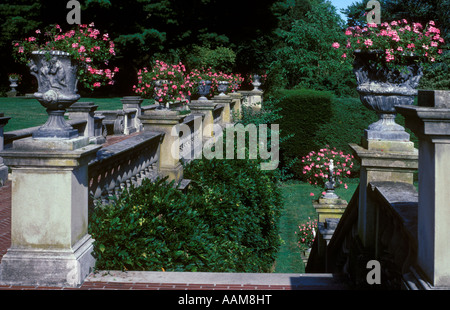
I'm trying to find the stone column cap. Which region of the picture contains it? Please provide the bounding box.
[67,102,99,113]
[139,109,188,124]
[189,100,218,110]
[0,138,101,168]
[350,143,418,169]
[396,105,450,138]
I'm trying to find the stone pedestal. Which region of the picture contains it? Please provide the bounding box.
[189,100,218,138]
[213,95,232,124]
[229,92,242,121]
[67,102,106,144]
[139,109,186,182]
[313,197,348,223]
[397,90,450,287]
[0,137,101,287]
[350,139,418,249]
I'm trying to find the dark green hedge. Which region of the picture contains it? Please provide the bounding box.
[272,89,378,178]
[89,156,283,273]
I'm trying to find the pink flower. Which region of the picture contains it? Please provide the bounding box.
[78,46,86,53]
[364,39,373,47]
[332,42,340,49]
[93,82,101,88]
[310,193,315,197]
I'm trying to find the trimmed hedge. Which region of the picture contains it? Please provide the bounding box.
[272,89,378,178]
[89,156,283,273]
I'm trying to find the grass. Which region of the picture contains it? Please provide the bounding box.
[274,178,359,273]
[0,97,154,132]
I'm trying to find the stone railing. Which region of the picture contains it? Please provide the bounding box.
[310,182,418,289]
[88,131,164,208]
[179,114,203,164]
[308,90,450,290]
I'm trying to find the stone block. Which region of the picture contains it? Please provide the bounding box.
[313,197,348,223]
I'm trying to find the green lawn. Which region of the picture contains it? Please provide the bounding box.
[274,179,359,273]
[0,97,152,132]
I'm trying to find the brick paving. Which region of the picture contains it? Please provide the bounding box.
[0,134,346,291]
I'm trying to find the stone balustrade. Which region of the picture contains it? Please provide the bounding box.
[309,90,450,290]
[88,131,164,208]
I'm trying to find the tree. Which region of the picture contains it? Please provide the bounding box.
[267,0,355,96]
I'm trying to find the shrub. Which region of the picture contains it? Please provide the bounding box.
[301,146,357,188]
[296,218,318,251]
[89,178,212,272]
[89,158,284,272]
[184,156,284,272]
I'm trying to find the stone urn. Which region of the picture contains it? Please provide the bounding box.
[153,79,169,109]
[198,80,212,101]
[8,77,19,95]
[217,81,229,96]
[353,50,423,141]
[28,50,81,139]
[252,74,262,92]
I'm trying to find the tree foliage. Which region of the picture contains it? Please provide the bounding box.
[266,0,355,96]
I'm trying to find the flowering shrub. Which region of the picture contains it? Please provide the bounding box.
[133,60,188,104]
[301,146,356,189]
[296,218,318,251]
[332,20,445,69]
[12,23,119,91]
[229,73,244,92]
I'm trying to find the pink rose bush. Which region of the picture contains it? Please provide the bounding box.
[133,60,188,104]
[12,23,119,91]
[301,146,356,190]
[295,217,318,251]
[332,20,445,69]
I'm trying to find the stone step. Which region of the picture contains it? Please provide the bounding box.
[86,271,348,290]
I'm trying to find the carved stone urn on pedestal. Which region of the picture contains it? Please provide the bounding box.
[353,50,423,141]
[29,50,80,139]
[198,80,212,101]
[217,81,229,96]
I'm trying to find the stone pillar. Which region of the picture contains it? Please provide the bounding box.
[139,109,186,183]
[350,141,417,249]
[67,102,106,144]
[0,137,101,287]
[313,197,348,223]
[188,100,218,138]
[121,96,143,116]
[397,90,450,287]
[0,114,11,186]
[229,92,243,121]
[121,96,144,133]
[213,95,233,124]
